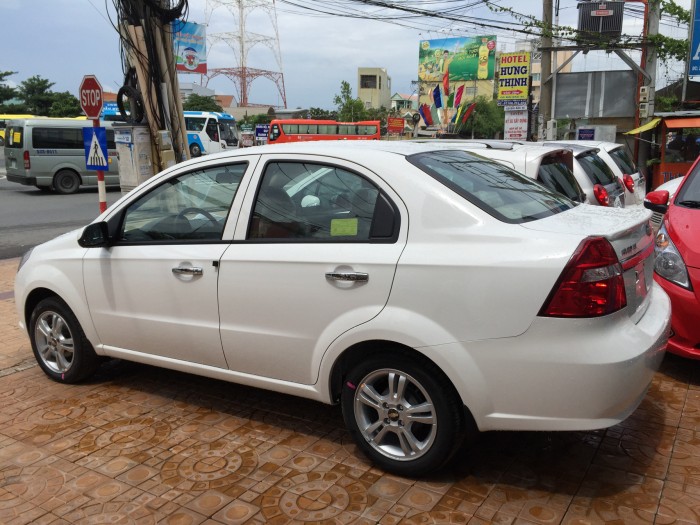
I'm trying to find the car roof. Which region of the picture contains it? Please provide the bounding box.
[197,139,478,161]
[547,140,623,152]
[542,141,599,155]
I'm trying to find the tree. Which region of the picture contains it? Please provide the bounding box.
[309,107,337,120]
[458,96,505,138]
[333,81,366,122]
[18,75,55,115]
[0,71,17,106]
[49,91,81,117]
[182,93,223,112]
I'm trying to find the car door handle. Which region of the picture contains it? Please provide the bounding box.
[172,267,203,276]
[325,271,369,282]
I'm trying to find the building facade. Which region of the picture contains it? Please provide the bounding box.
[358,68,392,110]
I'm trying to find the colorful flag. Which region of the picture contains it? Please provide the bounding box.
[421,104,433,126]
[461,102,477,123]
[443,66,450,96]
[430,104,440,125]
[433,85,442,109]
[454,85,465,107]
[452,104,463,123]
[447,92,455,108]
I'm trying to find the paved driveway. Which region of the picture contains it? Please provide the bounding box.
[1,257,699,524]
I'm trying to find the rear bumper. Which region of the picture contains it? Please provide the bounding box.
[655,270,700,359]
[7,173,36,186]
[439,282,670,432]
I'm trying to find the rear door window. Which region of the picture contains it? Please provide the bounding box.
[577,152,616,185]
[409,150,575,223]
[608,147,637,174]
[5,125,23,148]
[537,157,584,202]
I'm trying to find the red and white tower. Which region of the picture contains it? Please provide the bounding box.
[205,0,287,108]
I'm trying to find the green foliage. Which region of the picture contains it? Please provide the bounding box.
[240,113,272,125]
[0,71,17,106]
[485,0,690,64]
[49,91,81,117]
[309,107,338,120]
[655,94,681,112]
[333,81,367,122]
[182,93,223,112]
[18,75,55,115]
[457,96,505,138]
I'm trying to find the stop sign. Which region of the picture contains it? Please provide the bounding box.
[80,75,103,120]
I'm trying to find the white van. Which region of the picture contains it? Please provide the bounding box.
[4,118,120,194]
[545,140,645,206]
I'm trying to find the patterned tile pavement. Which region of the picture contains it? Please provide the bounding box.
[1,256,700,524]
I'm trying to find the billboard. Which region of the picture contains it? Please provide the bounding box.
[418,36,497,82]
[173,20,207,74]
[497,52,530,106]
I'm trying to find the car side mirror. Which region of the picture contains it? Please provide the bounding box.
[643,190,669,215]
[78,222,111,248]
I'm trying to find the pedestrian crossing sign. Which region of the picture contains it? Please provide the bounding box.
[83,127,109,170]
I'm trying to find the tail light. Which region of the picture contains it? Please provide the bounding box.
[539,237,627,318]
[23,150,30,170]
[623,174,635,193]
[593,184,609,206]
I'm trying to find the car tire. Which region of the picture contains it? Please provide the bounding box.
[29,297,99,383]
[53,170,81,195]
[341,352,468,477]
[190,143,202,158]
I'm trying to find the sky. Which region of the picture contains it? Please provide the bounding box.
[0,0,691,111]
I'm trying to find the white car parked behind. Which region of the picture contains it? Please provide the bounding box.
[547,140,646,206]
[15,141,670,477]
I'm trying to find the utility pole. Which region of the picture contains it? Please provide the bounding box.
[539,0,553,140]
[638,0,659,180]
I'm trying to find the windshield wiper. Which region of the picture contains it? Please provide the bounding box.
[677,200,700,208]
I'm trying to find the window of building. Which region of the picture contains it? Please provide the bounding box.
[361,75,377,89]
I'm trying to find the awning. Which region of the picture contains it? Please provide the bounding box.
[624,117,661,135]
[665,117,700,129]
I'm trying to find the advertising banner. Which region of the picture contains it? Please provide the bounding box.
[387,117,405,134]
[497,52,530,105]
[418,36,497,82]
[503,109,528,140]
[173,20,207,74]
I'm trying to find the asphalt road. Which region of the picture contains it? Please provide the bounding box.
[0,150,122,259]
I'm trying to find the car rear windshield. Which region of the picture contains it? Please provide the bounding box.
[577,151,616,185]
[4,125,23,149]
[608,146,637,174]
[537,157,584,202]
[408,150,576,223]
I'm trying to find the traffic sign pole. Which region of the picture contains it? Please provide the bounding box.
[94,118,107,213]
[80,75,106,213]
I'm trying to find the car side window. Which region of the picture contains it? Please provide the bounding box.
[247,161,394,241]
[120,163,246,243]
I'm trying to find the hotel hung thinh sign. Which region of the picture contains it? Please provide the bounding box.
[497,52,530,108]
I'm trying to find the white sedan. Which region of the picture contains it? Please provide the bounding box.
[15,141,670,477]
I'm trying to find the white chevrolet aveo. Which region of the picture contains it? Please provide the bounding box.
[15,141,670,477]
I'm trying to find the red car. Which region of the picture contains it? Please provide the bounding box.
[645,160,700,358]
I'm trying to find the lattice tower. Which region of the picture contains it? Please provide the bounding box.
[204,0,287,108]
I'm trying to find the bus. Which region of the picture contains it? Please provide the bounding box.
[184,111,239,157]
[267,119,381,143]
[0,114,35,146]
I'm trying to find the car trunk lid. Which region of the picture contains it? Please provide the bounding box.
[522,204,656,321]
